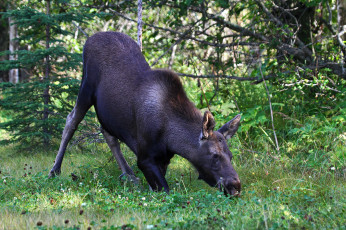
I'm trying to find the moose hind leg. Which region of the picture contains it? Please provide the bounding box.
[49,104,90,177]
[101,128,139,184]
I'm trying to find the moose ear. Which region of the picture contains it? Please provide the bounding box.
[200,111,215,140]
[218,114,241,139]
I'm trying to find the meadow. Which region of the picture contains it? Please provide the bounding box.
[0,141,344,230]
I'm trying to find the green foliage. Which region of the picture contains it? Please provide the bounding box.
[0,0,99,147]
[0,78,80,146]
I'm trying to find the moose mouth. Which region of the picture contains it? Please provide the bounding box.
[217,178,241,197]
[223,186,240,197]
[198,173,241,197]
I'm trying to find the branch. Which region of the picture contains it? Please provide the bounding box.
[178,4,268,41]
[183,4,314,63]
[151,15,207,66]
[326,1,333,26]
[307,62,346,79]
[151,31,188,67]
[337,0,346,50]
[109,8,258,49]
[337,29,346,49]
[107,5,345,78]
[108,8,179,35]
[177,72,276,82]
[319,17,336,34]
[72,21,89,38]
[254,0,312,57]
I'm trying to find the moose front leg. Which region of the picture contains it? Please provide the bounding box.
[137,158,169,193]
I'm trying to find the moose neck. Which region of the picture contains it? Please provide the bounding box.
[167,115,203,162]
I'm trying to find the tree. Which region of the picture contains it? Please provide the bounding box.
[0,0,97,147]
[8,2,19,84]
[0,1,9,82]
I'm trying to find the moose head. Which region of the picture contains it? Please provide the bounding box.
[192,112,241,196]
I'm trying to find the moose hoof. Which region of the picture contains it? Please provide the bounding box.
[119,173,140,185]
[49,169,61,178]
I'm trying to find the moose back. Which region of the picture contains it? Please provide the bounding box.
[50,32,241,196]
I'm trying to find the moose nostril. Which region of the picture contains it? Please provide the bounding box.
[233,179,241,191]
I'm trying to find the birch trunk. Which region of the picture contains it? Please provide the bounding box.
[137,0,142,51]
[339,0,346,41]
[8,14,19,84]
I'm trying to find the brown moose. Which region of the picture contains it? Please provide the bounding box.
[49,32,241,196]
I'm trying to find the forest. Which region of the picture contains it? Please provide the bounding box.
[0,0,345,229]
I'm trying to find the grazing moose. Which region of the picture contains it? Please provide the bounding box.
[49,32,241,196]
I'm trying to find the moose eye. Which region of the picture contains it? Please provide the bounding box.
[213,154,219,159]
[212,154,220,167]
[218,138,222,143]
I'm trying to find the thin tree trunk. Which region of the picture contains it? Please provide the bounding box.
[339,0,346,41]
[168,45,177,69]
[337,0,346,70]
[43,0,51,145]
[8,6,19,84]
[259,67,280,153]
[137,0,142,51]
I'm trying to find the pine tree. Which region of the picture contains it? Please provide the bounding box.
[0,0,97,147]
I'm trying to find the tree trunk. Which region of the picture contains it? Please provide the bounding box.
[43,0,51,145]
[168,45,177,69]
[137,0,142,51]
[339,0,346,41]
[337,0,346,67]
[0,3,9,82]
[8,7,19,84]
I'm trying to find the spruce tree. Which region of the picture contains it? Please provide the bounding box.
[0,0,97,147]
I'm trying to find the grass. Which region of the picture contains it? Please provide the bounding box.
[0,141,345,230]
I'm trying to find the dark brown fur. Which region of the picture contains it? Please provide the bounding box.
[151,70,201,121]
[50,32,242,196]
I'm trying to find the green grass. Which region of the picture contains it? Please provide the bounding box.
[0,142,345,230]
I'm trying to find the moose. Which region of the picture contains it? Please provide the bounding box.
[49,32,241,196]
